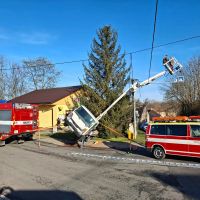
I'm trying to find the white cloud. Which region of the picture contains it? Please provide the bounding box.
[18,32,57,45]
[0,28,57,45]
[0,34,9,40]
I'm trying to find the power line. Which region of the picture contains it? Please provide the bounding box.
[1,34,200,71]
[148,0,159,80]
[128,35,200,55]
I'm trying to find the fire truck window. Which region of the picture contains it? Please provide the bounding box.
[0,110,11,121]
[166,125,187,136]
[190,125,200,137]
[150,125,166,135]
[0,110,12,133]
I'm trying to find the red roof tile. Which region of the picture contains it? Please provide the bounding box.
[10,86,82,104]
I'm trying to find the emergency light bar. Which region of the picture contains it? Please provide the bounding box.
[153,116,200,122]
[189,116,200,122]
[152,116,188,122]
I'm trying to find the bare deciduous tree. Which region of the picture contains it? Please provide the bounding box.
[0,56,7,99]
[23,57,60,90]
[162,56,200,115]
[6,63,28,100]
[0,56,61,100]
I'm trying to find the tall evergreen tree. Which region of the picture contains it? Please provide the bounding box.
[81,26,132,138]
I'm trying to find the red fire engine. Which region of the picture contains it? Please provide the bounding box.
[0,103,38,146]
[146,116,200,159]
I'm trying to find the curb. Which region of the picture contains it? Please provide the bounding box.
[33,138,142,151]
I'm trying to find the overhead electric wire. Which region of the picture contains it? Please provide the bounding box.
[1,34,200,71]
[129,35,200,55]
[148,0,159,80]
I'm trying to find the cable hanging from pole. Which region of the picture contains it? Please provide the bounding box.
[148,0,159,80]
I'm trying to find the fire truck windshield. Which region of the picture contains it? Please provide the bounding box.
[0,110,11,133]
[191,125,200,137]
[74,106,95,127]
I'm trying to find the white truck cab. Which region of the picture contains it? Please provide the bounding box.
[67,105,99,137]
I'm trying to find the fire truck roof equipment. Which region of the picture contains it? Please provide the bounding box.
[152,116,189,122]
[152,116,200,122]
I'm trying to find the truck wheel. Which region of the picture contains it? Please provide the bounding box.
[24,134,33,141]
[153,146,165,159]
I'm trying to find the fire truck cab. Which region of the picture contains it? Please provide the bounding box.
[0,103,38,146]
[146,116,200,159]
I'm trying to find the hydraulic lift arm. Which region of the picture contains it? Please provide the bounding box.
[96,70,166,121]
[97,56,183,121]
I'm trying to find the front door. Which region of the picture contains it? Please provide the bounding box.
[189,125,200,157]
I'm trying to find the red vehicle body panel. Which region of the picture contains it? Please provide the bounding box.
[146,122,200,158]
[0,103,38,141]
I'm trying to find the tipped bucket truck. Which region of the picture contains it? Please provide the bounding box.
[66,56,183,143]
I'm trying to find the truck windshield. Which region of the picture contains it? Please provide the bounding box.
[75,107,96,127]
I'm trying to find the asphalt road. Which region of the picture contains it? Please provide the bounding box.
[0,141,200,200]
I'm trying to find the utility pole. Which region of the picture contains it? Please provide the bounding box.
[133,91,137,139]
[131,79,138,139]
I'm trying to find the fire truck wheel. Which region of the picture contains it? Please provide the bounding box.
[153,146,165,159]
[24,134,33,141]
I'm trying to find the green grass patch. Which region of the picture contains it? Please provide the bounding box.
[133,129,145,146]
[93,129,146,146]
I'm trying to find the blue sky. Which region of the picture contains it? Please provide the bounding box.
[0,0,200,100]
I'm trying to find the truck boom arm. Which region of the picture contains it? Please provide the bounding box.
[96,70,166,121]
[96,55,184,122]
